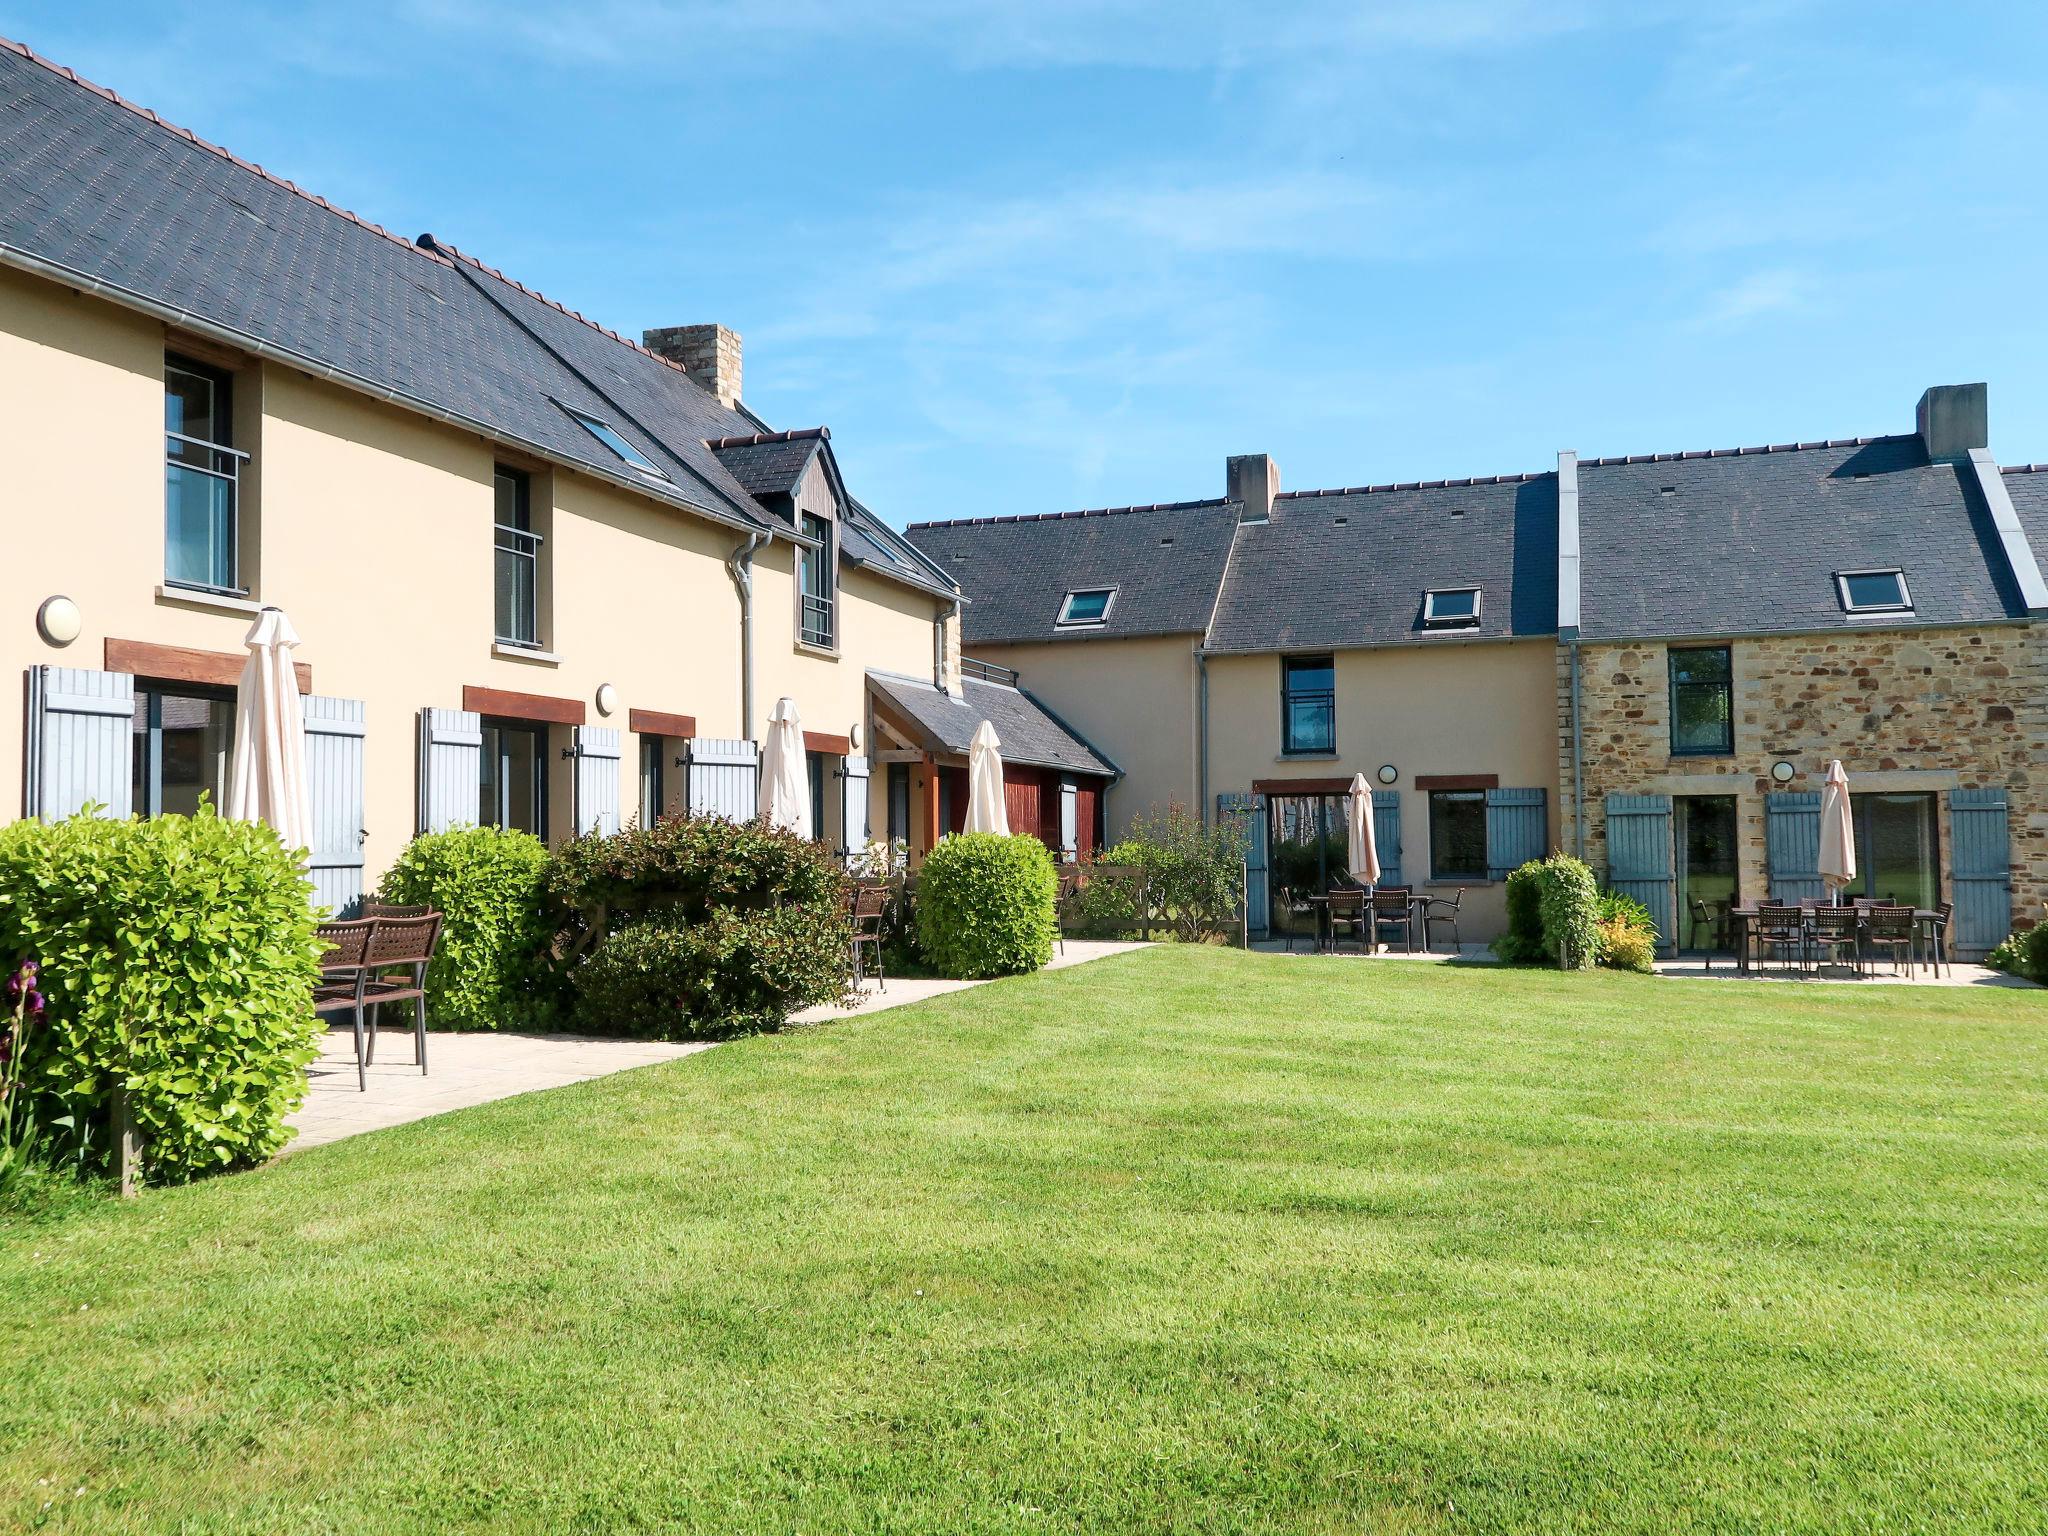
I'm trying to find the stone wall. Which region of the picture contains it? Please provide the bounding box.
[1555,623,2046,934]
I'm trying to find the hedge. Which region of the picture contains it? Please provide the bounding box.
[378,827,558,1030]
[0,808,324,1182]
[1493,853,1601,970]
[914,833,1058,979]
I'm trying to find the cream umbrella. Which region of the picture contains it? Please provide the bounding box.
[965,720,1009,835]
[758,696,811,836]
[1818,759,1856,903]
[1345,772,1381,886]
[227,606,312,856]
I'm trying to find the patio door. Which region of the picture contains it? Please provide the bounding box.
[1266,793,1349,945]
[1849,792,1938,910]
[1674,796,1737,953]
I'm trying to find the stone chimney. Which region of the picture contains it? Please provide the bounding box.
[643,323,743,410]
[1916,382,1988,461]
[1227,454,1279,523]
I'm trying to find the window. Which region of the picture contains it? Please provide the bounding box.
[1850,792,1939,910]
[493,466,541,646]
[807,750,828,842]
[479,719,547,835]
[1835,568,1912,614]
[1422,587,1481,628]
[1429,790,1488,881]
[1281,655,1336,755]
[164,356,248,593]
[799,514,836,647]
[131,686,234,817]
[638,736,665,826]
[1056,588,1116,627]
[887,762,910,846]
[557,402,668,478]
[1668,646,1733,756]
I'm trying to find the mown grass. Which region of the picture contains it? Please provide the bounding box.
[3,950,2046,1533]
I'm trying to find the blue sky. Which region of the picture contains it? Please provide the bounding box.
[10,2,2048,523]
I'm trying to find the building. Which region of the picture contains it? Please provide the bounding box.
[0,38,1115,910]
[910,393,2048,958]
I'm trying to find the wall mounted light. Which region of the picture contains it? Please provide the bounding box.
[36,595,81,647]
[1770,760,1797,783]
[594,683,618,717]
[849,722,863,751]
[1376,764,1398,785]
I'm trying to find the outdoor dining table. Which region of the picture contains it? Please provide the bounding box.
[1727,906,1943,977]
[1301,891,1432,954]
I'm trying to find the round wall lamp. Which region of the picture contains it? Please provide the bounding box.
[1770,760,1797,783]
[1375,764,1398,785]
[36,595,81,647]
[849,722,864,751]
[594,683,619,717]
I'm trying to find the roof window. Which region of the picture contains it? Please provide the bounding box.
[1422,587,1482,629]
[1835,568,1912,614]
[1056,588,1117,628]
[557,402,668,479]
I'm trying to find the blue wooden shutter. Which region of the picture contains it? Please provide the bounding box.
[26,666,135,821]
[304,696,366,915]
[417,707,481,832]
[573,725,622,837]
[1765,791,1824,905]
[687,737,760,820]
[1485,788,1547,880]
[1951,789,2011,959]
[839,754,871,857]
[1606,793,1675,954]
[1372,790,1402,888]
[1217,792,1268,937]
[1058,777,1079,860]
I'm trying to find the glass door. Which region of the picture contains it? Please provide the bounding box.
[1266,793,1350,944]
[1851,793,1938,909]
[1674,796,1738,952]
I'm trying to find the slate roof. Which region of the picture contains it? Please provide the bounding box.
[710,434,824,498]
[1575,436,2029,641]
[2000,465,2048,576]
[1207,476,1558,652]
[867,671,1118,778]
[0,39,954,598]
[904,501,1238,645]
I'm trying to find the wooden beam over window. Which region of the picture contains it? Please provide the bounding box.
[463,683,585,726]
[106,637,311,694]
[628,708,697,739]
[1252,776,1351,795]
[1414,773,1499,792]
[803,730,852,757]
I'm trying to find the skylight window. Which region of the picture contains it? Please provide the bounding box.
[557,402,667,479]
[1056,588,1116,627]
[1422,587,1482,628]
[1836,568,1912,614]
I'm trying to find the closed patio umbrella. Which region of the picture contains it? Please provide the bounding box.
[1345,772,1380,885]
[966,720,1009,835]
[227,606,312,856]
[1818,759,1856,902]
[758,697,810,836]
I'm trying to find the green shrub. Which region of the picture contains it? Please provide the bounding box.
[378,827,558,1030]
[0,808,323,1183]
[1097,803,1245,943]
[1495,863,1550,964]
[551,816,854,1038]
[915,834,1059,979]
[1596,890,1658,941]
[1596,915,1657,973]
[1492,854,1601,970]
[1986,922,2048,982]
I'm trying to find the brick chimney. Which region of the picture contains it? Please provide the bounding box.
[644,323,743,410]
[1916,382,1987,461]
[1227,454,1279,523]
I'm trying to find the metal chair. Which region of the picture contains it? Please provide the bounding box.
[1687,896,1721,951]
[313,919,375,1092]
[1861,904,1917,978]
[362,913,441,1074]
[1274,885,1315,952]
[362,901,432,919]
[851,882,890,990]
[1928,901,1954,978]
[1751,904,1808,975]
[1423,888,1463,953]
[1371,887,1414,953]
[1808,905,1861,977]
[1054,866,1082,954]
[1324,888,1368,954]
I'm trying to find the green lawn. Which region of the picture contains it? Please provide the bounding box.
[5,950,2047,1534]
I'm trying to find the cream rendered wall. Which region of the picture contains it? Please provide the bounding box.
[965,633,1201,838]
[3,266,941,881]
[1205,640,1562,941]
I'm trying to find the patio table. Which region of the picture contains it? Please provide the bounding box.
[1300,892,1428,953]
[1727,907,1940,977]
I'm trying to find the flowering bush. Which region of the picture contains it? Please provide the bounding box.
[0,958,45,1196]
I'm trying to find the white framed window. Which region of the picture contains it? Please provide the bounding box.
[1422,587,1482,628]
[1835,568,1912,614]
[1056,587,1117,628]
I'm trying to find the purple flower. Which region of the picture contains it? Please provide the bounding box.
[24,989,43,1017]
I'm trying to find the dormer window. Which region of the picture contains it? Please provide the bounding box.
[557,402,668,479]
[1836,568,1912,614]
[1422,587,1481,629]
[1056,588,1116,628]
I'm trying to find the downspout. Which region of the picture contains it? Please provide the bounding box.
[726,530,766,738]
[1569,635,1585,860]
[1197,648,1210,825]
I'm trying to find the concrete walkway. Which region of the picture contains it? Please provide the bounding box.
[1651,957,2034,988]
[289,940,1151,1153]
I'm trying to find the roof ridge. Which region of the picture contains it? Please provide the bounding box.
[2003,463,2048,475]
[907,497,1229,531]
[707,427,830,450]
[416,235,697,377]
[1277,471,1548,498]
[1,34,453,269]
[1577,434,1899,467]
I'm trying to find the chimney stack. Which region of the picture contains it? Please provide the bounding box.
[1227,454,1279,523]
[1916,382,1987,461]
[644,323,743,410]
